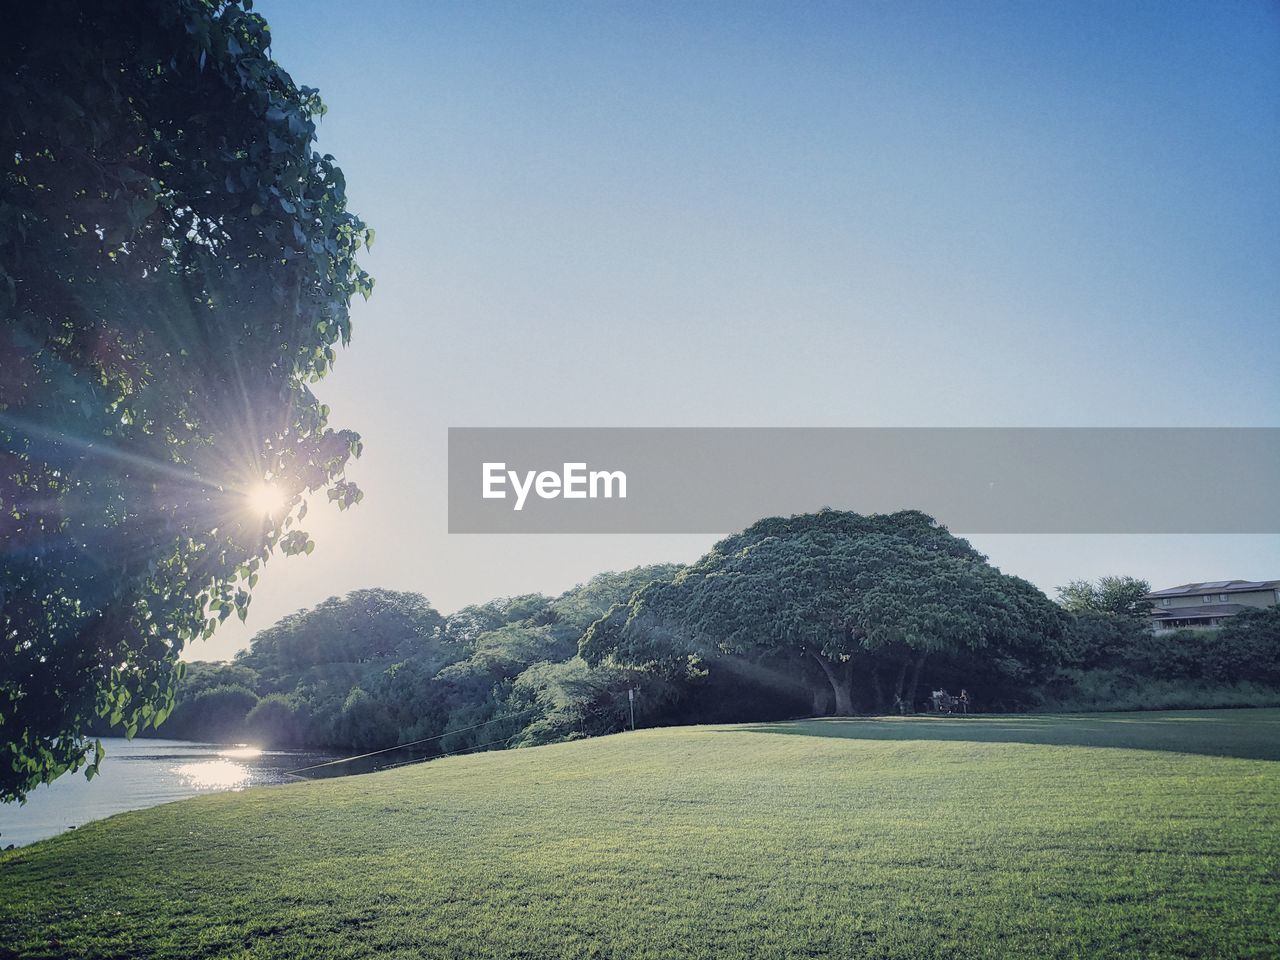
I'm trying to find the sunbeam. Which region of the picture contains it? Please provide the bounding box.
[245,481,287,518]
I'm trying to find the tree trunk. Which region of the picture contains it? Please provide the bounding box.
[801,654,833,716]
[811,654,854,716]
[870,667,885,714]
[810,685,832,716]
[906,652,928,713]
[892,656,910,704]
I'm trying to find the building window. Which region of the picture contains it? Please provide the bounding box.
[1202,595,1213,603]
[1161,598,1170,606]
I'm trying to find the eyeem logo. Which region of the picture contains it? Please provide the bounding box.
[482,462,627,511]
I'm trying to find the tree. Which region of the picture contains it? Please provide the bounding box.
[178,662,262,700]
[428,567,687,749]
[332,687,397,752]
[1,0,372,801]
[1056,576,1153,620]
[510,657,678,746]
[243,694,303,747]
[237,590,447,692]
[583,510,1067,715]
[164,684,259,742]
[442,595,555,647]
[546,565,684,642]
[1206,607,1280,685]
[1060,610,1152,669]
[228,589,450,750]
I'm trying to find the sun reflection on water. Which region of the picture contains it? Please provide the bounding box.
[171,745,266,790]
[173,758,251,790]
[220,745,263,760]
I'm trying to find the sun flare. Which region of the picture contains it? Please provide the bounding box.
[245,481,287,517]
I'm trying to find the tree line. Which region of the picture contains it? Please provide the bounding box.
[1046,575,1280,711]
[141,511,1280,762]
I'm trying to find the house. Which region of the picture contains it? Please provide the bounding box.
[1146,580,1280,631]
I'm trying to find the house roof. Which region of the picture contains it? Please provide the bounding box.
[1150,603,1254,620]
[1145,579,1280,599]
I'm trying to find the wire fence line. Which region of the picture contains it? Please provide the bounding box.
[284,706,543,776]
[285,693,639,779]
[377,730,526,771]
[381,701,627,771]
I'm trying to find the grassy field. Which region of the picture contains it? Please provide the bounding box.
[2,710,1278,959]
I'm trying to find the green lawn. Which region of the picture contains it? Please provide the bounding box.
[3,710,1278,959]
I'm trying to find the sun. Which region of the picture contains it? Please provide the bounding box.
[245,481,287,517]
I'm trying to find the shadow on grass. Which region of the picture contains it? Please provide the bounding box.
[726,709,1280,761]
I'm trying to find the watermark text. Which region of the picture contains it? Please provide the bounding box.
[482,462,627,511]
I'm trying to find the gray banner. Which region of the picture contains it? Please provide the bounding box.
[447,428,1280,534]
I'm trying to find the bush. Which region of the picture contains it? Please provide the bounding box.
[1123,629,1215,680]
[1206,607,1280,685]
[244,695,304,748]
[1061,606,1280,687]
[331,688,398,751]
[164,685,259,742]
[1061,612,1151,669]
[1038,668,1280,712]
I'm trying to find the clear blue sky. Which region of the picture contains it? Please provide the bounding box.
[197,0,1279,659]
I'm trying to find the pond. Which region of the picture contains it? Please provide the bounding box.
[0,738,339,848]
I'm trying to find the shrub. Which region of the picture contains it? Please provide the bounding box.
[244,696,304,748]
[331,688,398,751]
[1205,607,1280,685]
[1038,668,1280,712]
[164,685,259,743]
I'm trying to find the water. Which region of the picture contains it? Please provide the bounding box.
[0,738,338,848]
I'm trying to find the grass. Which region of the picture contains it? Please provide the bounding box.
[2,709,1278,959]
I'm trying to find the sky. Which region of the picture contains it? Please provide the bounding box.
[194,0,1280,660]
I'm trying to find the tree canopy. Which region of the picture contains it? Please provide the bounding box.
[1,0,371,801]
[68,538,1280,763]
[237,589,447,693]
[583,510,1067,715]
[124,566,685,760]
[1056,576,1153,620]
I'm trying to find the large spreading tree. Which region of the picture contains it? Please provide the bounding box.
[0,0,372,800]
[582,510,1067,715]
